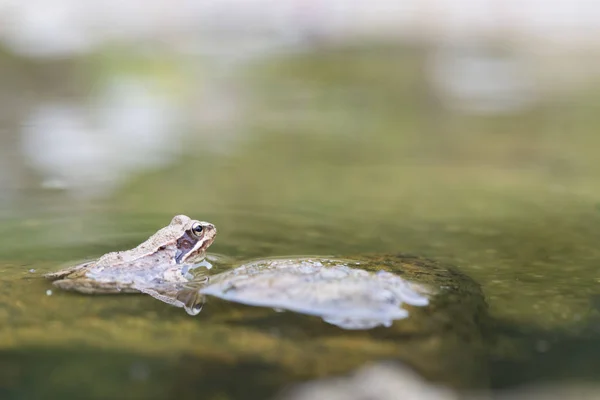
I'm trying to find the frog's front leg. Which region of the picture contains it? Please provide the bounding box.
[193,259,214,270]
[163,266,190,283]
[164,259,213,282]
[182,259,214,277]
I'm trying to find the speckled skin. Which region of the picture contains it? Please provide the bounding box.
[44,215,217,298]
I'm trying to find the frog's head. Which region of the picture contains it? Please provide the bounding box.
[170,215,217,264]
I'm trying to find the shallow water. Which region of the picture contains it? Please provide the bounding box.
[2,44,600,398]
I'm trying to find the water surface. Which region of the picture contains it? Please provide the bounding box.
[1,44,600,399]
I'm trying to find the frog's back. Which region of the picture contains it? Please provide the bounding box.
[94,215,192,268]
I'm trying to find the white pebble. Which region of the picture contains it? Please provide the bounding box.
[46,290,53,296]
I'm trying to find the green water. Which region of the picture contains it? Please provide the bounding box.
[2,44,600,399]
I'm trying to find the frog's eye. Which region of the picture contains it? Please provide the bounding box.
[191,222,204,238]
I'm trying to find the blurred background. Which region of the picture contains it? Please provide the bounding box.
[2,0,600,398]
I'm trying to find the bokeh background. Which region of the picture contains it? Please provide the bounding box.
[2,1,600,399]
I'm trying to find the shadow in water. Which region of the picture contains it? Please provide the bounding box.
[0,347,296,400]
[489,318,600,390]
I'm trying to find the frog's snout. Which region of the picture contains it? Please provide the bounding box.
[204,223,217,236]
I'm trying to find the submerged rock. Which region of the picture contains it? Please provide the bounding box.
[200,256,430,329]
[197,253,491,389]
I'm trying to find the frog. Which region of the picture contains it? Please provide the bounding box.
[44,214,217,314]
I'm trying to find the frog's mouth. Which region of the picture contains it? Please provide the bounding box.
[177,248,209,264]
[176,245,210,264]
[176,225,217,264]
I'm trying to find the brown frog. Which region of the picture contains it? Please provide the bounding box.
[44,214,217,314]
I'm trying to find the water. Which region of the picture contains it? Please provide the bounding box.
[1,41,600,399]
